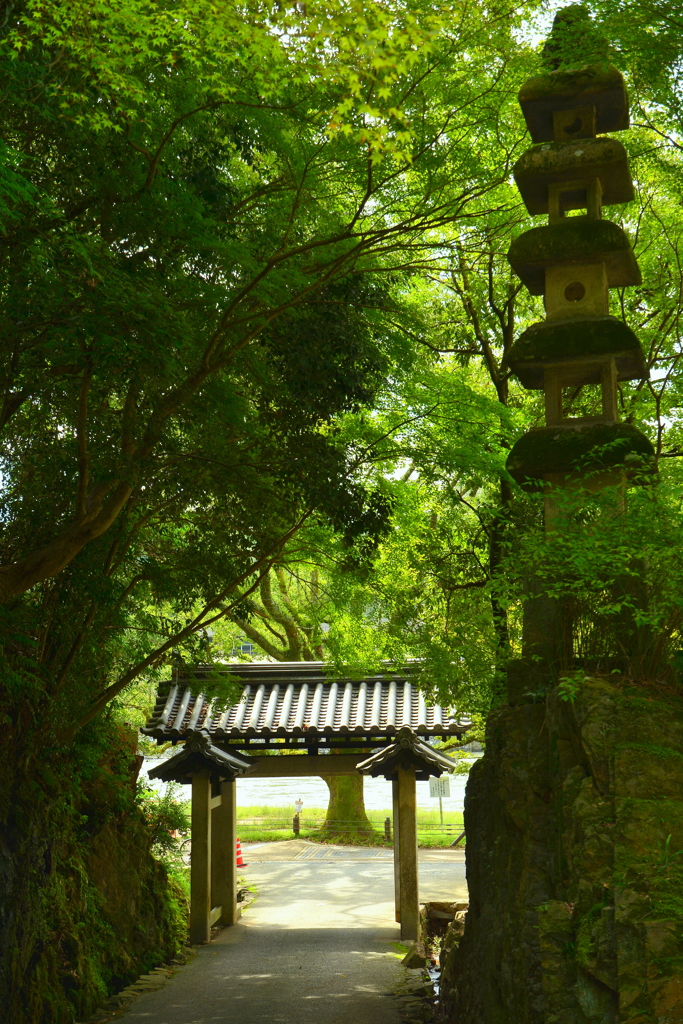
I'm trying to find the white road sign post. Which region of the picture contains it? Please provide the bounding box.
[429,776,451,829]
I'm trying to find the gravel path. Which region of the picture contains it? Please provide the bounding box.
[118,849,466,1024]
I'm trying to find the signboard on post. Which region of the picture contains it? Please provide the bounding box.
[429,775,451,829]
[429,776,451,799]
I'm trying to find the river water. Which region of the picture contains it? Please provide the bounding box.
[141,756,476,815]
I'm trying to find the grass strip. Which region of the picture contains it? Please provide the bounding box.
[234,805,465,848]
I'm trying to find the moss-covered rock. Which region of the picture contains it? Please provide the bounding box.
[508,219,641,295]
[506,422,655,488]
[441,700,551,1024]
[514,137,634,215]
[508,316,647,389]
[444,676,683,1024]
[0,722,188,1024]
[519,63,628,143]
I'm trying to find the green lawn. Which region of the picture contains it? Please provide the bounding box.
[235,805,465,848]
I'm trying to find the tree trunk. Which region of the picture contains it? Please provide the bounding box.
[320,773,373,838]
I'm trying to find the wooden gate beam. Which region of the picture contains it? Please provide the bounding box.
[246,753,362,777]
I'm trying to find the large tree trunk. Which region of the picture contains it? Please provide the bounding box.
[320,773,373,838]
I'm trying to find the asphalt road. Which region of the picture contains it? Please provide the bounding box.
[118,846,467,1024]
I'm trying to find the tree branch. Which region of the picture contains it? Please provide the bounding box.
[0,480,133,603]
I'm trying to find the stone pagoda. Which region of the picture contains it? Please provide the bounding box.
[503,6,656,684]
[504,6,654,501]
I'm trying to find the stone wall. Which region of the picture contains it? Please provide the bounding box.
[0,723,187,1024]
[441,677,683,1024]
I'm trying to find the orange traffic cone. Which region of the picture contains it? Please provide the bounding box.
[236,838,248,867]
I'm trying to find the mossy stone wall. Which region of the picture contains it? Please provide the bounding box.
[442,678,683,1023]
[0,723,187,1024]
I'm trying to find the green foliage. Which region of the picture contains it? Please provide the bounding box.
[0,0,538,748]
[493,474,683,681]
[137,782,190,854]
[558,670,588,704]
[5,0,683,1011]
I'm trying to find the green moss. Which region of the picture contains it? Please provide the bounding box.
[515,136,627,175]
[519,64,624,104]
[508,219,640,295]
[510,218,630,263]
[506,421,656,487]
[615,743,683,763]
[518,61,629,143]
[647,863,683,923]
[574,891,613,973]
[614,691,683,716]
[508,316,646,388]
[513,314,640,356]
[615,797,683,865]
[513,138,634,216]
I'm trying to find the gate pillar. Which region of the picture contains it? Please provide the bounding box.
[190,770,212,944]
[397,764,419,940]
[212,777,238,926]
[148,733,254,943]
[392,777,401,923]
[357,727,458,942]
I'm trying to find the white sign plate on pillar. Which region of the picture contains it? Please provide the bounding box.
[429,776,451,799]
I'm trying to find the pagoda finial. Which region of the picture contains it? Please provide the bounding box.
[541,5,609,72]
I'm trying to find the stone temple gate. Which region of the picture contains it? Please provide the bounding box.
[142,662,468,943]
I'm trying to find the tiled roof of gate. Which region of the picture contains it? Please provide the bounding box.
[357,726,459,779]
[142,662,470,742]
[147,734,255,783]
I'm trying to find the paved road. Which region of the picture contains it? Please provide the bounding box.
[119,846,467,1024]
[244,839,466,866]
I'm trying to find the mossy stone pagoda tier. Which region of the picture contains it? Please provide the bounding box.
[505,9,655,494]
